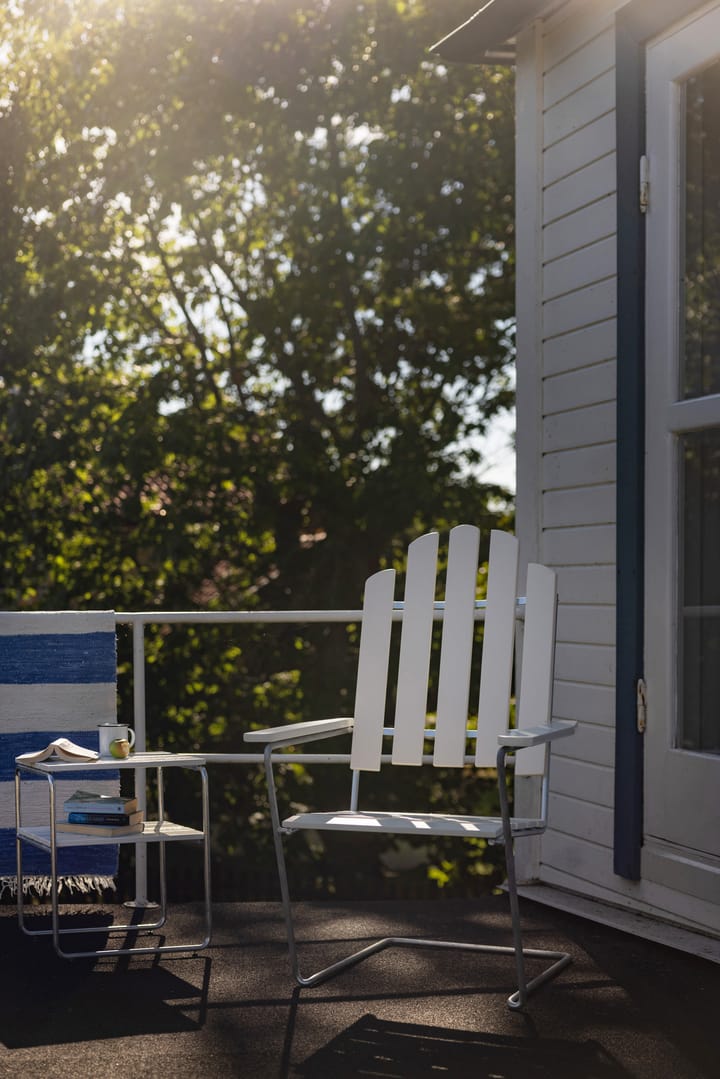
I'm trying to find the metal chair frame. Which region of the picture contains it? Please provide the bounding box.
[247,527,576,1009]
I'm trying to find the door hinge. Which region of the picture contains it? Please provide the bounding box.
[639,155,649,214]
[636,678,647,733]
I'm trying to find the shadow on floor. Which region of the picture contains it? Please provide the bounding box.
[290,1012,628,1079]
[1,907,211,1048]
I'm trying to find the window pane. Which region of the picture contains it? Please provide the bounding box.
[680,429,720,753]
[682,59,720,399]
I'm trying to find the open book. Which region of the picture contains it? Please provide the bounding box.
[15,737,99,765]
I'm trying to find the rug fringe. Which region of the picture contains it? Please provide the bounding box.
[1,874,116,898]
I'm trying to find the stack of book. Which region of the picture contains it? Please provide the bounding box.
[57,789,144,836]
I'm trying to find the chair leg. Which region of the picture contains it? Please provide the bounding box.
[264,745,392,987]
[263,745,572,1007]
[497,746,572,1009]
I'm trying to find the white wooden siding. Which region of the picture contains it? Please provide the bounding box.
[528,2,622,896]
[543,318,615,375]
[544,482,615,527]
[544,359,615,414]
[543,193,616,261]
[544,153,616,223]
[551,755,614,807]
[539,832,720,936]
[543,236,616,300]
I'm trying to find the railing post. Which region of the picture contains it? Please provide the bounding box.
[129,618,151,907]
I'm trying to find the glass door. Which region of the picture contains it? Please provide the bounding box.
[644,4,720,891]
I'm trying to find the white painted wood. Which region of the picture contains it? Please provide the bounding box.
[543,484,616,528]
[644,6,720,872]
[548,791,613,846]
[19,821,205,848]
[542,402,616,452]
[543,277,616,339]
[552,679,614,725]
[542,4,615,73]
[556,603,615,646]
[431,526,480,767]
[554,564,616,606]
[544,360,615,415]
[544,152,616,225]
[475,530,519,767]
[539,832,720,935]
[544,26,614,108]
[543,236,616,301]
[554,642,615,688]
[548,724,614,771]
[543,193,616,262]
[515,19,545,573]
[349,568,396,772]
[433,524,480,768]
[391,531,439,766]
[515,563,558,775]
[543,442,616,490]
[517,883,720,964]
[244,717,354,744]
[513,0,621,899]
[514,19,545,887]
[667,393,720,433]
[543,111,615,187]
[543,524,615,566]
[544,69,615,147]
[550,756,614,807]
[543,318,616,376]
[642,840,720,907]
[499,720,575,749]
[282,809,507,840]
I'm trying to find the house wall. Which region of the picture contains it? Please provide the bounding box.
[514,0,720,940]
[516,0,623,900]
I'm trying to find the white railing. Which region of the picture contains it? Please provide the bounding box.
[115,600,524,903]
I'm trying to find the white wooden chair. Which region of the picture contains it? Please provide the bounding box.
[245,526,576,1009]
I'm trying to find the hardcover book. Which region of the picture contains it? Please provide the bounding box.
[56,820,144,837]
[63,790,138,816]
[67,810,143,827]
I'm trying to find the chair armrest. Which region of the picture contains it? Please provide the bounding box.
[498,720,577,749]
[244,717,354,746]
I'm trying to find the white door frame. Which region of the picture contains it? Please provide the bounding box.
[643,1,720,916]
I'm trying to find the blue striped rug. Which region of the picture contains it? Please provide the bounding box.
[1,612,119,896]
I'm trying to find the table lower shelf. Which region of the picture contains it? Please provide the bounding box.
[17,821,204,849]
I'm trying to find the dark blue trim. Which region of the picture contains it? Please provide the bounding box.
[613,0,709,881]
[0,632,116,685]
[614,14,646,882]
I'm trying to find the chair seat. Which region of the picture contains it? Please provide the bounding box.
[282,810,544,840]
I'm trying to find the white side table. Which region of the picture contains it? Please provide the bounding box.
[15,751,211,958]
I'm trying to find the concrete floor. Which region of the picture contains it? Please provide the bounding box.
[1,895,719,1077]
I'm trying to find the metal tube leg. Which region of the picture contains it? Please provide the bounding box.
[264,745,304,982]
[201,765,212,946]
[497,747,528,1008]
[48,775,62,956]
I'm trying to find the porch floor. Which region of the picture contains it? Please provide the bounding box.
[2,894,718,1077]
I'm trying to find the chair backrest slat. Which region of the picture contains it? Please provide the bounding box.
[475,530,519,767]
[350,568,396,772]
[433,524,481,768]
[391,531,439,766]
[514,562,558,776]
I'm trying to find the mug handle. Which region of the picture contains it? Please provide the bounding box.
[127,728,136,748]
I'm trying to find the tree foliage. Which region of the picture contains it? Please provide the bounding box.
[0,0,515,898]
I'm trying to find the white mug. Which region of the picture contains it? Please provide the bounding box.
[98,722,136,759]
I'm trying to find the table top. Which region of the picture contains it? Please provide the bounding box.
[16,751,206,773]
